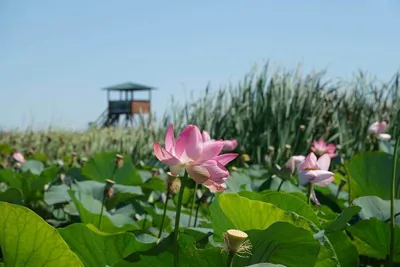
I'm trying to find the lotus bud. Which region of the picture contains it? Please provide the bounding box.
[114,154,124,169]
[167,172,181,196]
[223,229,252,255]
[299,125,306,131]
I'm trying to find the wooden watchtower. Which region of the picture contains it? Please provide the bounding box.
[95,82,155,127]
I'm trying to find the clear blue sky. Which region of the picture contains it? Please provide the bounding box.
[1,1,400,130]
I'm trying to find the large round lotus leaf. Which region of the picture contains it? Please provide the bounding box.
[0,169,21,188]
[225,171,252,192]
[69,190,140,233]
[114,233,223,267]
[234,222,320,267]
[324,205,361,233]
[353,196,400,226]
[326,231,359,267]
[58,223,155,267]
[82,152,142,185]
[0,187,23,205]
[345,151,400,200]
[210,193,317,239]
[238,190,320,225]
[21,159,45,175]
[347,218,400,262]
[44,184,71,205]
[0,202,83,266]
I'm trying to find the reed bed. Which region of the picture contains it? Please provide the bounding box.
[1,63,399,165]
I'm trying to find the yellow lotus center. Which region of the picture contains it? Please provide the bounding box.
[304,167,317,171]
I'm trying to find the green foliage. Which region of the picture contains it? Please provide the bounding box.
[1,65,400,266]
[0,202,83,266]
[345,152,400,200]
[347,218,400,262]
[58,223,154,267]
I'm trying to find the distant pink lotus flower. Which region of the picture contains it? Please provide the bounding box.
[368,121,391,140]
[202,131,238,152]
[12,152,25,164]
[154,124,238,192]
[297,152,334,205]
[311,138,337,158]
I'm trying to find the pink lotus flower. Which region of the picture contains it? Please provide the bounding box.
[368,121,391,140]
[297,152,334,205]
[12,152,25,164]
[154,124,238,192]
[202,131,238,152]
[274,155,305,179]
[311,138,337,158]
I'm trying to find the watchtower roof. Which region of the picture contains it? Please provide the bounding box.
[102,82,156,92]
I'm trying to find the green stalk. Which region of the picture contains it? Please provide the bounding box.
[193,202,201,227]
[158,195,170,239]
[173,171,188,267]
[188,183,198,227]
[98,164,118,231]
[342,164,352,205]
[387,135,400,267]
[98,196,107,231]
[307,183,312,205]
[226,252,235,267]
[277,179,285,192]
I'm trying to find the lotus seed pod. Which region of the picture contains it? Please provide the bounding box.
[231,166,237,172]
[223,229,251,254]
[299,125,306,131]
[105,179,115,189]
[115,154,124,168]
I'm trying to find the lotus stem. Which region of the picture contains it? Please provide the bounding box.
[307,183,312,205]
[188,183,198,227]
[98,196,107,231]
[158,195,169,239]
[98,163,118,231]
[173,171,188,267]
[388,134,400,267]
[342,164,352,205]
[226,252,235,267]
[193,202,201,227]
[277,179,285,192]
